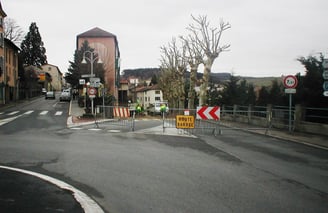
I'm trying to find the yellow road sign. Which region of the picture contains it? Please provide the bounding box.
[176,115,195,129]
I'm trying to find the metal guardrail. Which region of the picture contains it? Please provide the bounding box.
[163,108,270,136]
[95,105,328,136]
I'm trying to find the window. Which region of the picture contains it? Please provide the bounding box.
[0,56,4,75]
[155,97,161,101]
[155,90,160,94]
[0,33,3,47]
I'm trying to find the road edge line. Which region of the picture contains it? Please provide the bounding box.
[0,165,104,213]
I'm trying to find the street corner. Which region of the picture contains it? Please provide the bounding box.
[0,166,104,213]
[67,115,97,128]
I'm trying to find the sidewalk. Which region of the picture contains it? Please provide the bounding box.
[258,127,328,150]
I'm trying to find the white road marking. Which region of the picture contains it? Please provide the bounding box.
[7,111,19,115]
[70,127,83,130]
[88,128,102,131]
[24,110,34,115]
[0,114,23,126]
[107,130,121,133]
[55,111,63,116]
[0,165,104,213]
[39,111,48,115]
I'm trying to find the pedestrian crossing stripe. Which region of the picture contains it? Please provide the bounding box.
[1,110,64,116]
[55,111,63,116]
[7,111,19,115]
[0,110,67,127]
[39,111,48,115]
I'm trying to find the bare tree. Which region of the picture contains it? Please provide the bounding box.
[159,38,188,108]
[180,35,204,109]
[187,15,231,106]
[4,18,24,46]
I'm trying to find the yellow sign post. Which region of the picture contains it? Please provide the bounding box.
[176,115,195,129]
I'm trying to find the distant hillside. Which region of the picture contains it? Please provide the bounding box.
[242,77,281,87]
[121,68,279,87]
[122,68,160,79]
[121,68,231,82]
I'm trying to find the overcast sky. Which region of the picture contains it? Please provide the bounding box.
[3,0,328,77]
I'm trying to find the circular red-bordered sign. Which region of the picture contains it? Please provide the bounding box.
[283,75,298,89]
[88,87,97,96]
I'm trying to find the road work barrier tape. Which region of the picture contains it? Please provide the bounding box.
[114,107,130,118]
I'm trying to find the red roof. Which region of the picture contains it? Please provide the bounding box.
[77,27,116,38]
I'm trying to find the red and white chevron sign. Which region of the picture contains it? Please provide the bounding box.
[196,106,220,120]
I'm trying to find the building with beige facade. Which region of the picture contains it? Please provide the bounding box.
[0,1,6,104]
[41,64,63,91]
[4,38,20,102]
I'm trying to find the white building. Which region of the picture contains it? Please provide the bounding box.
[135,85,164,109]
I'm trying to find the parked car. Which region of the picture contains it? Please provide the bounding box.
[59,90,71,102]
[41,88,47,94]
[147,101,169,115]
[45,91,55,99]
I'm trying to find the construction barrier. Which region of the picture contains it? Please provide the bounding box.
[96,105,135,131]
[113,107,130,118]
[163,106,270,136]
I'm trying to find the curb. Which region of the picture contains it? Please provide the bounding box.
[0,165,104,213]
[242,128,328,151]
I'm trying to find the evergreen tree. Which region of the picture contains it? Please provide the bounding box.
[296,54,328,107]
[20,22,47,67]
[237,79,248,105]
[150,74,158,85]
[220,74,240,105]
[269,79,285,105]
[257,86,270,106]
[65,40,104,89]
[246,83,256,105]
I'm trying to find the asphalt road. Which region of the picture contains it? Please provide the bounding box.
[0,97,328,212]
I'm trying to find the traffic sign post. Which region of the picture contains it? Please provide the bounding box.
[324,91,328,97]
[283,75,298,89]
[323,81,328,91]
[322,59,328,97]
[323,70,328,80]
[88,87,97,115]
[283,75,298,133]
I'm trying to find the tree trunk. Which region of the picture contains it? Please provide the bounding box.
[178,71,185,109]
[199,60,213,106]
[188,66,198,109]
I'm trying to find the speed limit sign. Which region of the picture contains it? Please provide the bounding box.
[88,87,97,98]
[283,75,298,89]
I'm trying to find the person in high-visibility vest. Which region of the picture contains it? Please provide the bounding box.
[136,105,142,114]
[160,104,167,116]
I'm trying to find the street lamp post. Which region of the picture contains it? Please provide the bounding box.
[81,50,102,114]
[82,50,103,77]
